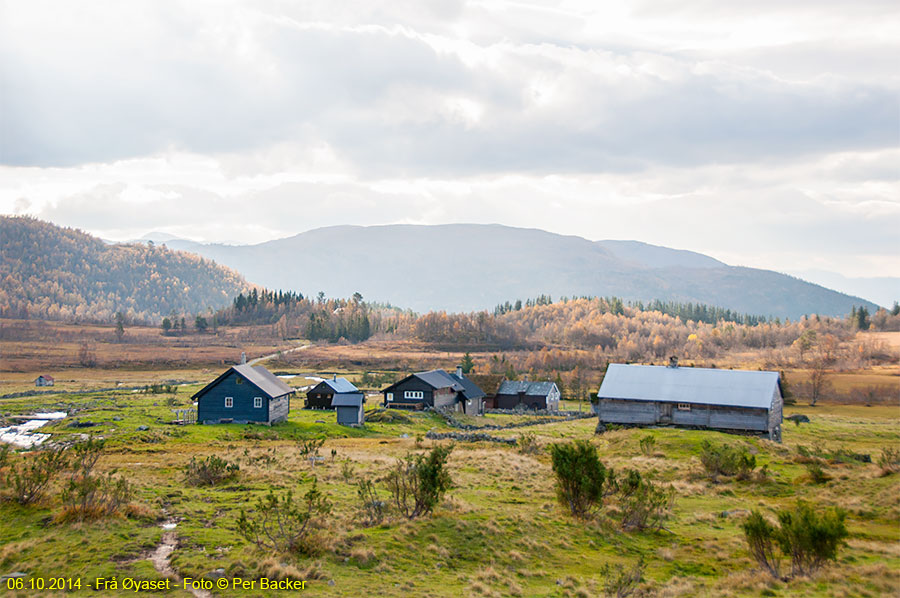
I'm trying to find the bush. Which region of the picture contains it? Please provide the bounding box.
[385,446,453,519]
[877,447,899,476]
[237,478,330,555]
[638,435,656,456]
[517,432,541,455]
[184,455,240,486]
[600,556,645,598]
[5,445,69,505]
[550,440,607,518]
[615,469,674,531]
[805,462,832,484]
[699,441,757,481]
[742,502,848,578]
[60,437,133,521]
[356,478,386,526]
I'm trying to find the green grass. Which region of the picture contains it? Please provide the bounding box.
[0,391,898,597]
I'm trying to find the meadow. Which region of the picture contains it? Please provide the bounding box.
[1,377,898,597]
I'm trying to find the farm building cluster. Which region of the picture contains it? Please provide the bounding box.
[190,357,783,441]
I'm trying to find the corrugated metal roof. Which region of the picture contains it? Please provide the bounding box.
[320,377,359,394]
[331,393,365,407]
[497,380,558,397]
[414,370,465,392]
[597,364,779,409]
[233,364,295,399]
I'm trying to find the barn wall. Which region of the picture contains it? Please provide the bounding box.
[198,370,271,424]
[306,382,334,409]
[707,406,769,432]
[384,378,434,407]
[336,405,363,425]
[671,405,712,427]
[598,398,658,424]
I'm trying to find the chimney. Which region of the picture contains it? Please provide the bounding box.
[240,352,247,365]
[456,366,463,378]
[333,374,337,381]
[668,356,678,368]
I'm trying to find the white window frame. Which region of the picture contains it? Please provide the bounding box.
[404,390,423,399]
[386,392,393,402]
[225,397,233,408]
[677,403,691,411]
[254,397,263,408]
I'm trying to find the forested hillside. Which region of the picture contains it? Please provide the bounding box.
[0,216,248,323]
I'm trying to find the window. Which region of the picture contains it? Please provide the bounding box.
[386,392,394,402]
[404,390,423,399]
[254,397,263,408]
[225,397,233,408]
[235,377,243,385]
[677,403,691,411]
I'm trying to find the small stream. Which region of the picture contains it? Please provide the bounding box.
[0,412,67,448]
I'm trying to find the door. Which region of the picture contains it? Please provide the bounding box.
[659,403,673,423]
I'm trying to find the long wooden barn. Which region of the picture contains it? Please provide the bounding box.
[596,362,783,441]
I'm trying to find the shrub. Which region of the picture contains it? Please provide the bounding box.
[298,437,326,466]
[183,455,240,486]
[741,511,781,577]
[340,459,356,483]
[60,437,133,521]
[877,447,900,476]
[550,440,607,518]
[600,556,645,598]
[741,502,848,578]
[776,502,848,577]
[517,432,541,455]
[5,445,69,505]
[356,478,386,526]
[615,469,674,531]
[385,446,453,519]
[699,441,757,481]
[804,462,832,484]
[237,478,330,555]
[638,435,656,456]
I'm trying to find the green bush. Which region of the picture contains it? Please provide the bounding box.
[60,437,133,521]
[638,435,656,456]
[699,440,757,481]
[600,556,645,598]
[183,455,240,486]
[385,446,453,519]
[237,478,330,555]
[805,462,832,484]
[877,447,899,476]
[742,502,848,578]
[517,432,541,455]
[615,469,674,531]
[5,445,69,505]
[550,440,607,518]
[356,478,386,526]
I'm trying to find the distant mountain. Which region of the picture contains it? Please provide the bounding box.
[163,224,877,318]
[0,216,248,322]
[788,270,897,309]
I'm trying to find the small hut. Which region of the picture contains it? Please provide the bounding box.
[35,375,54,387]
[333,393,365,426]
[306,376,359,409]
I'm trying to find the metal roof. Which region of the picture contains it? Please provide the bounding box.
[414,369,465,392]
[331,393,365,407]
[319,377,359,394]
[597,364,779,409]
[449,372,486,400]
[233,364,296,398]
[497,380,558,397]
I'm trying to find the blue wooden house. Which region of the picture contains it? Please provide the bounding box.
[192,364,295,425]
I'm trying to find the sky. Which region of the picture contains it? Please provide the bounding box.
[1,0,898,283]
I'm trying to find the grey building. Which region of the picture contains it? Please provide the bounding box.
[596,363,783,441]
[382,367,485,415]
[306,376,359,409]
[494,380,561,411]
[193,364,295,425]
[333,393,365,426]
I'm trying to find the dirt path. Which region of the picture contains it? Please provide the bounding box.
[248,343,309,366]
[149,519,211,598]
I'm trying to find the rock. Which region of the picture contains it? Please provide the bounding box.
[786,414,810,425]
[315,420,326,424]
[400,433,409,438]
[328,579,335,586]
[137,425,150,431]
[203,568,226,580]
[112,416,122,421]
[719,509,750,519]
[0,573,28,583]
[67,420,96,428]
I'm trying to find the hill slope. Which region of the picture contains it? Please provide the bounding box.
[0,216,248,322]
[165,224,877,318]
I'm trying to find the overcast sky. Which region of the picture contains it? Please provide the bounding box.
[1,0,898,281]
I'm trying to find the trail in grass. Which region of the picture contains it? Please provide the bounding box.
[149,516,210,598]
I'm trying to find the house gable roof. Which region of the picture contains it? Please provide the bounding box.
[192,364,295,400]
[597,364,779,409]
[382,369,484,399]
[497,380,558,397]
[331,393,365,407]
[315,377,359,394]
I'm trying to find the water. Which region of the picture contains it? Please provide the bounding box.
[0,411,67,448]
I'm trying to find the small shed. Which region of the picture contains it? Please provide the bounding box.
[596,363,783,441]
[333,393,365,426]
[35,375,54,387]
[495,380,561,411]
[306,376,359,409]
[193,364,295,425]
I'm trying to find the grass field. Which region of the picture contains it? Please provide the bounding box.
[1,381,898,598]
